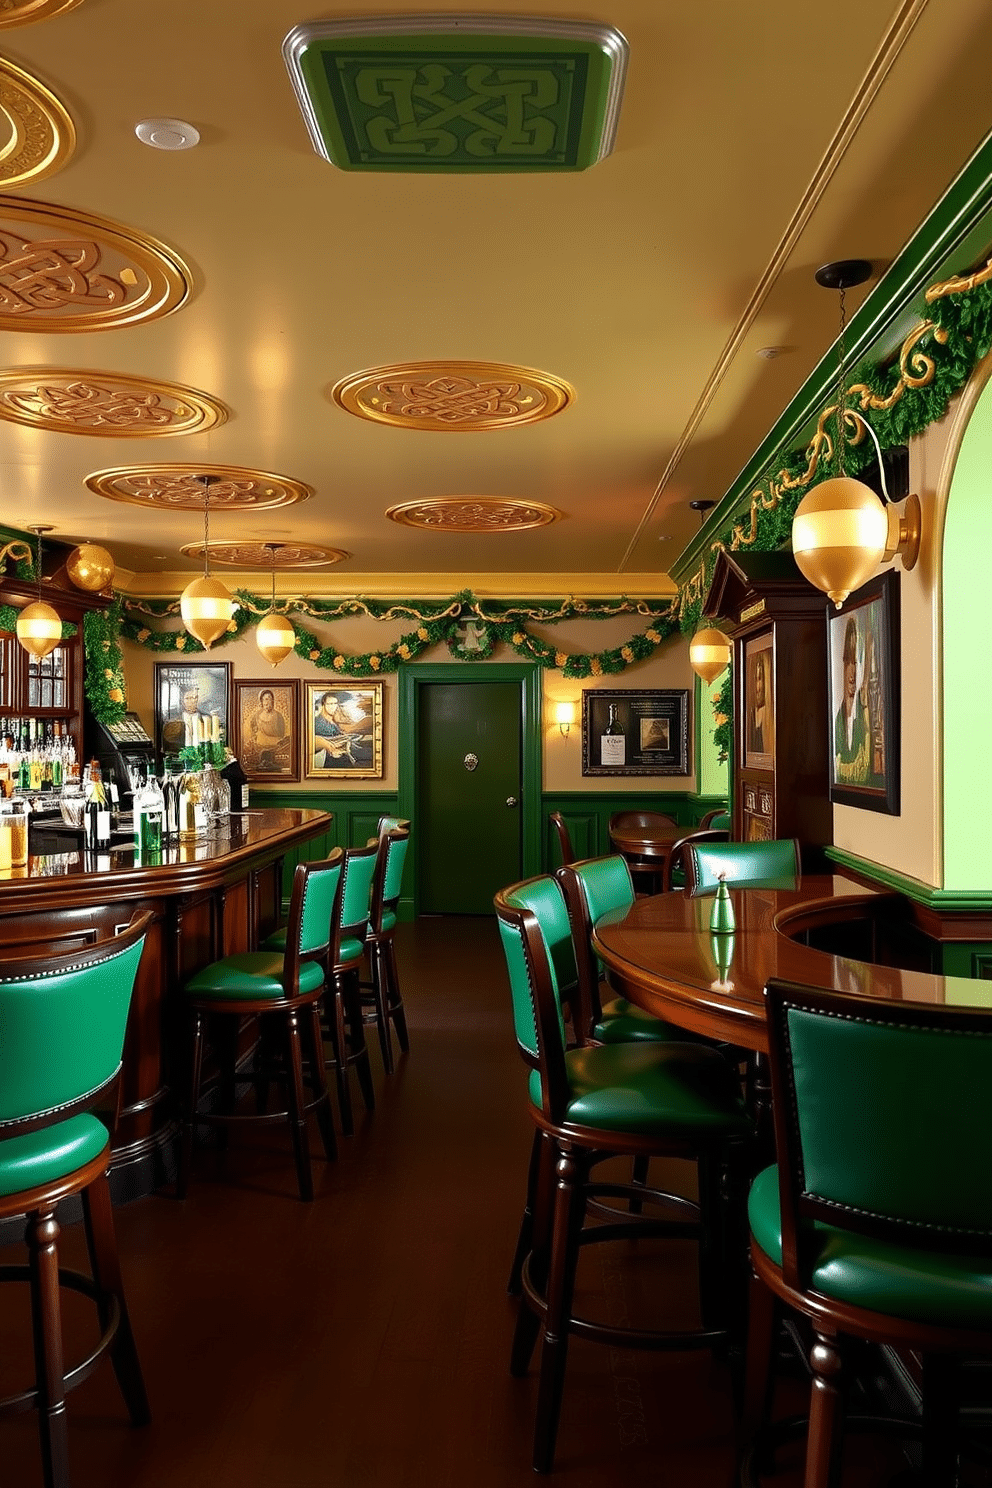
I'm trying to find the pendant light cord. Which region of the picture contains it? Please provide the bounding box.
[202,478,211,578]
[835,284,848,478]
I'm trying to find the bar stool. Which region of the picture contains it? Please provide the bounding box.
[496,875,751,1473]
[685,837,800,892]
[363,825,410,1074]
[548,811,576,867]
[0,912,152,1488]
[180,852,344,1201]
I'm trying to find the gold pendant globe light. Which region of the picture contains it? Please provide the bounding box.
[256,544,296,666]
[66,541,115,593]
[791,261,921,608]
[16,524,62,661]
[180,477,237,648]
[689,626,732,683]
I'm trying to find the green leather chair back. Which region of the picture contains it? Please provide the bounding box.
[340,840,379,939]
[566,855,635,925]
[496,876,571,1065]
[765,979,992,1280]
[377,815,410,836]
[380,830,409,907]
[556,856,635,1036]
[688,838,799,893]
[298,855,345,956]
[0,920,148,1123]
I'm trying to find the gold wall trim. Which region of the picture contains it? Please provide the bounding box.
[87,465,313,511]
[0,367,226,434]
[0,56,75,187]
[116,569,679,600]
[331,360,573,431]
[0,0,84,28]
[179,540,348,567]
[386,497,560,532]
[0,195,191,330]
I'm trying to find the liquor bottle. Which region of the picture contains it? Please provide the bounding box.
[85,759,111,851]
[162,765,180,839]
[133,763,164,860]
[178,771,204,841]
[600,703,626,767]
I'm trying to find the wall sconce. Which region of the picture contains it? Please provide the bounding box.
[791,260,922,609]
[689,626,732,683]
[554,701,576,739]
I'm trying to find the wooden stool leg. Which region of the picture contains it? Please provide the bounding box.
[740,1270,776,1446]
[27,1206,70,1488]
[305,1001,338,1163]
[510,1134,555,1377]
[284,1009,314,1201]
[81,1170,151,1425]
[508,1129,542,1296]
[385,937,409,1054]
[533,1145,585,1475]
[805,1329,845,1488]
[342,971,376,1113]
[178,1008,206,1199]
[370,941,395,1074]
[326,976,355,1136]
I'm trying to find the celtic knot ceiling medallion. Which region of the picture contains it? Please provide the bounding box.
[386,498,560,532]
[86,466,313,511]
[332,361,573,431]
[283,15,628,173]
[0,0,83,26]
[0,57,75,188]
[179,541,348,568]
[0,197,190,331]
[0,369,227,435]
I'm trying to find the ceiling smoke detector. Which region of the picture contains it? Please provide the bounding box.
[135,118,200,151]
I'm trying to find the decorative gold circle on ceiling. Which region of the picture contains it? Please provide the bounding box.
[0,196,191,331]
[179,540,348,568]
[87,466,313,511]
[331,361,573,431]
[0,0,83,27]
[0,368,227,435]
[386,498,561,532]
[0,57,75,188]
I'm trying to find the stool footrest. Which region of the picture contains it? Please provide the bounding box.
[0,1263,121,1417]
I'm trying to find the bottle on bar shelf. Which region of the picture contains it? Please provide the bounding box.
[133,762,164,862]
[84,758,111,852]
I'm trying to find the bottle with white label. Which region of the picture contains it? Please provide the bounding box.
[85,759,112,852]
[600,704,626,767]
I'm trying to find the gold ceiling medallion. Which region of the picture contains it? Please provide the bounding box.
[179,540,348,567]
[331,361,573,431]
[0,0,83,27]
[386,498,560,532]
[0,57,75,187]
[0,196,190,331]
[0,368,226,435]
[87,465,312,511]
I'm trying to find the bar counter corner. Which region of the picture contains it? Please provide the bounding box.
[0,809,333,1199]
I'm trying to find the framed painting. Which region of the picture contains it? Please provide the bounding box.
[232,679,300,782]
[305,683,383,779]
[154,662,231,757]
[743,632,774,770]
[581,688,689,776]
[828,570,900,814]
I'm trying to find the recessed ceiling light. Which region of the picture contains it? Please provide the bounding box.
[135,118,200,151]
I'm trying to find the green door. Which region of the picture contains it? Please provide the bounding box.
[417,680,522,913]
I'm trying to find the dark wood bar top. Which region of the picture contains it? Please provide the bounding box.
[592,876,991,1054]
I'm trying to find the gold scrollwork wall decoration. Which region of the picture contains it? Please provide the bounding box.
[924,252,992,303]
[0,537,31,570]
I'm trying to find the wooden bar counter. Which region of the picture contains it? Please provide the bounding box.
[0,809,332,1197]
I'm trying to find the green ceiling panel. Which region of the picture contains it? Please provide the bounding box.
[283,16,628,173]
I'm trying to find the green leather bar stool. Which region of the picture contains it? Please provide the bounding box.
[375,814,410,837]
[496,876,751,1474]
[741,978,992,1488]
[662,826,730,892]
[180,852,344,1201]
[0,912,152,1488]
[363,825,410,1075]
[686,836,800,893]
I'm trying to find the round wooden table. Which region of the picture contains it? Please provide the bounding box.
[592,875,985,1054]
[607,816,683,891]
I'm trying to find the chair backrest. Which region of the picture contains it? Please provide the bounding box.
[369,826,410,933]
[548,811,576,867]
[557,856,635,1037]
[494,876,571,1119]
[0,910,151,1134]
[662,827,730,893]
[686,838,800,893]
[284,849,345,983]
[764,978,992,1292]
[339,839,379,942]
[699,808,731,830]
[376,815,410,837]
[609,809,678,836]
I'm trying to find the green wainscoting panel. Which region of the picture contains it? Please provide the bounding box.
[250,789,401,912]
[541,792,727,872]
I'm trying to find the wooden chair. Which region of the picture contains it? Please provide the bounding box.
[496,875,751,1473]
[608,809,679,894]
[699,807,731,830]
[742,978,992,1487]
[662,826,731,892]
[180,852,344,1200]
[364,825,410,1074]
[685,837,800,894]
[548,811,576,867]
[0,913,152,1488]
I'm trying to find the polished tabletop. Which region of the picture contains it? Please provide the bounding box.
[592,875,991,1053]
[607,818,682,861]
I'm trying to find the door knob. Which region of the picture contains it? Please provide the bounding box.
[506,797,518,807]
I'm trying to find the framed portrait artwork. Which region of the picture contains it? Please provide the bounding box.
[304,683,383,779]
[581,689,690,776]
[154,662,231,757]
[828,570,900,814]
[232,679,300,782]
[743,633,774,770]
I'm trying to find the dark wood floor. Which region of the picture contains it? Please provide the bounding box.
[1,917,913,1486]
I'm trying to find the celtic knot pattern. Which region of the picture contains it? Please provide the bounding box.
[387,498,559,531]
[0,371,225,436]
[182,542,347,567]
[21,382,177,427]
[0,234,132,315]
[87,467,311,511]
[334,361,572,430]
[372,375,537,424]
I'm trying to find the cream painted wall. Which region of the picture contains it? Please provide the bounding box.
[123,611,712,799]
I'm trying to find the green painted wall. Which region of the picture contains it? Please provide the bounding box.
[942,372,992,891]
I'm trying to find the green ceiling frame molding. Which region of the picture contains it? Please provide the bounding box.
[282,14,628,173]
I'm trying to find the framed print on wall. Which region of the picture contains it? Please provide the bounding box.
[581,688,689,776]
[743,632,774,771]
[232,679,300,782]
[305,683,383,779]
[828,570,900,815]
[155,662,231,757]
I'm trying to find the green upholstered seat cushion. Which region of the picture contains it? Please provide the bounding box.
[593,997,687,1044]
[262,927,288,951]
[335,936,366,969]
[380,909,397,934]
[184,952,325,1000]
[529,1041,749,1136]
[749,1164,992,1328]
[0,1114,108,1198]
[264,927,365,968]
